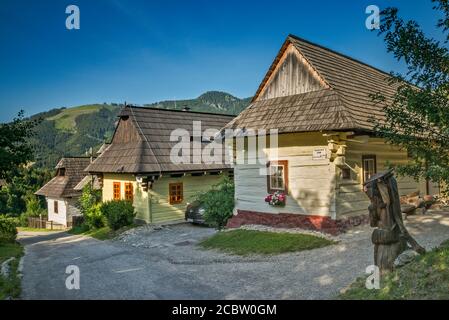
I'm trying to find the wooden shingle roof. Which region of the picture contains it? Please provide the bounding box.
[86,107,235,174]
[226,34,397,133]
[35,157,92,198]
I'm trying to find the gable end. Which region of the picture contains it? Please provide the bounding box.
[255,42,329,102]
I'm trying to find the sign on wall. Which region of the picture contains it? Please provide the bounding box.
[312,148,327,160]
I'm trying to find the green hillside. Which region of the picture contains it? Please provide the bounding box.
[47,104,117,131]
[29,92,250,168]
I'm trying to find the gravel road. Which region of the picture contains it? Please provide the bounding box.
[19,211,449,300]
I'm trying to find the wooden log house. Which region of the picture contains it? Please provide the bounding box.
[85,106,234,224]
[224,35,440,234]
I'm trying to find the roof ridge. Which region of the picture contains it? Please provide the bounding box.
[287,34,393,78]
[124,105,237,117]
[60,156,92,159]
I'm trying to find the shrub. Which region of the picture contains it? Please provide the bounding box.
[19,194,47,227]
[84,204,106,230]
[100,200,136,231]
[0,215,19,243]
[195,177,234,230]
[78,182,102,215]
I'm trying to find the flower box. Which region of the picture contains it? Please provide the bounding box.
[264,191,286,206]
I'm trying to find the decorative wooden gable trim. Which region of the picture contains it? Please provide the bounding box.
[253,42,330,102]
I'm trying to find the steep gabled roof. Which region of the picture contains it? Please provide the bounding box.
[35,157,92,198]
[85,107,235,174]
[227,34,396,133]
[226,89,355,133]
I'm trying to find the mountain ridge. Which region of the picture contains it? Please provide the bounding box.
[28,91,251,168]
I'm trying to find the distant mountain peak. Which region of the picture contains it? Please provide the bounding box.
[198,91,238,102]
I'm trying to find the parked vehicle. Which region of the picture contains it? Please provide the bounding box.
[185,201,206,224]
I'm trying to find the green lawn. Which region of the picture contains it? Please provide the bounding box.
[69,224,136,241]
[0,242,24,300]
[199,229,335,256]
[340,239,449,300]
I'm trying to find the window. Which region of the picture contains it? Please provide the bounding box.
[124,183,133,202]
[54,200,59,214]
[169,183,183,204]
[58,168,65,176]
[113,182,121,200]
[267,160,288,193]
[362,155,377,183]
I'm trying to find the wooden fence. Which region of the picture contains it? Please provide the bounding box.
[27,217,68,230]
[27,217,48,229]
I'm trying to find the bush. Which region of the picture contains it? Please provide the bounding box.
[0,215,19,243]
[100,200,136,231]
[19,194,47,227]
[78,182,102,215]
[195,177,234,230]
[84,204,106,230]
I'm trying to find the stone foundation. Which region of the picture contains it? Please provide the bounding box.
[226,210,369,235]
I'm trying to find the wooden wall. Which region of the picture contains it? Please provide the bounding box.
[336,138,439,218]
[103,173,150,222]
[234,132,337,218]
[257,44,325,101]
[103,172,224,224]
[149,174,224,224]
[233,133,440,221]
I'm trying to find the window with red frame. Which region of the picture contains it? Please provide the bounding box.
[267,160,288,193]
[169,183,183,204]
[113,182,121,200]
[124,183,133,202]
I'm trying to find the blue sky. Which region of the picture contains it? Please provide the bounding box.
[0,0,443,122]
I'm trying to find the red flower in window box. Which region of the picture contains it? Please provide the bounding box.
[265,191,286,206]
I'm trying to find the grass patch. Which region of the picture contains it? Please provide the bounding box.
[339,239,449,300]
[0,242,24,300]
[199,229,335,256]
[69,224,136,241]
[17,227,57,232]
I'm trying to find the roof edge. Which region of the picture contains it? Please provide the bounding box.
[287,34,393,78]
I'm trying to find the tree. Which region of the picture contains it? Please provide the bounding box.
[0,110,40,178]
[0,167,52,216]
[373,0,449,193]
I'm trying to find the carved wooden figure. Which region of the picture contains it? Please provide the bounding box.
[363,170,426,272]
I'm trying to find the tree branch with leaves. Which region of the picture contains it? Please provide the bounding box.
[373,0,449,193]
[0,110,41,179]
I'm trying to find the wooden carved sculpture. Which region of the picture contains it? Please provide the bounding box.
[363,170,426,272]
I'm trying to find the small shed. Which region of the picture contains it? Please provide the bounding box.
[35,157,92,227]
